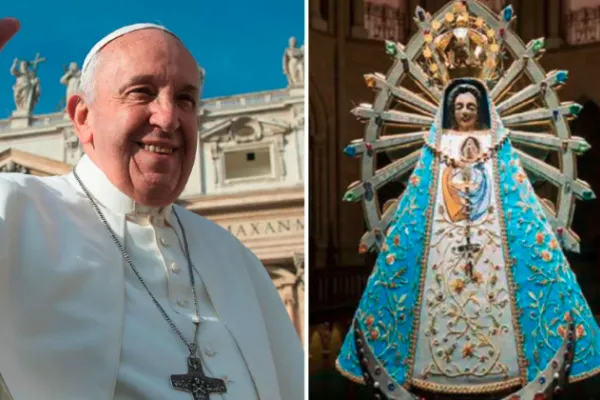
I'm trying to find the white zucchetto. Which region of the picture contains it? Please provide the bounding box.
[82,23,177,73]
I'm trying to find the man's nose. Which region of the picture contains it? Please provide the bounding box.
[149,97,180,133]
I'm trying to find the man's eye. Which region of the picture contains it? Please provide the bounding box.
[178,95,197,107]
[130,87,154,96]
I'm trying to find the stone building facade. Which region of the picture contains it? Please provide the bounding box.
[309,0,600,397]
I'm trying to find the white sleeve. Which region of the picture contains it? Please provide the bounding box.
[242,248,304,400]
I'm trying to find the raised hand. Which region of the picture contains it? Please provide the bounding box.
[0,18,20,52]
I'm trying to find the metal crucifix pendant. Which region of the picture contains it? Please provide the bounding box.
[170,356,227,400]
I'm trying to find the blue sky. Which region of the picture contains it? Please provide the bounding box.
[0,0,304,118]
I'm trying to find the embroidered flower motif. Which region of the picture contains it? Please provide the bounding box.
[370,328,380,340]
[366,315,375,326]
[564,311,572,322]
[557,325,567,338]
[515,171,527,184]
[536,232,545,244]
[541,251,553,262]
[382,242,389,252]
[393,235,401,247]
[472,271,483,285]
[386,254,396,265]
[450,279,465,294]
[549,239,558,249]
[410,175,420,186]
[490,275,498,286]
[462,342,475,358]
[576,324,586,339]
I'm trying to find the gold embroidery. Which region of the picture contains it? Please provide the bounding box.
[493,128,528,385]
[411,376,521,394]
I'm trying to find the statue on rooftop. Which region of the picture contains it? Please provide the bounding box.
[60,62,81,105]
[10,53,45,115]
[283,36,304,87]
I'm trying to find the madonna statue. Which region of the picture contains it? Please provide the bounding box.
[336,77,600,398]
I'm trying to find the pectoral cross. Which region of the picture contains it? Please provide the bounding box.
[171,356,227,400]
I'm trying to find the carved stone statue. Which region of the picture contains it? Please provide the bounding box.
[10,54,45,114]
[60,62,81,103]
[0,161,28,174]
[283,37,304,87]
[63,128,83,165]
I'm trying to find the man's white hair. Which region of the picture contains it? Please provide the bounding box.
[78,23,205,102]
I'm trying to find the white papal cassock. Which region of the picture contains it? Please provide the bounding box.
[0,155,303,400]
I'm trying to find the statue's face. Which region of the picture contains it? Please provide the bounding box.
[69,62,77,71]
[19,61,28,73]
[454,92,478,131]
[289,37,296,47]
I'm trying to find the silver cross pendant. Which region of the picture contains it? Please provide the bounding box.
[171,356,227,400]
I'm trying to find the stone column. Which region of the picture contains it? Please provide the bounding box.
[310,0,329,32]
[351,0,369,38]
[546,0,564,49]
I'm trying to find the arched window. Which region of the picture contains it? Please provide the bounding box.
[363,0,409,43]
[566,0,600,45]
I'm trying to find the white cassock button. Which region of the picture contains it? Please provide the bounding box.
[192,315,200,324]
[170,262,180,274]
[204,347,217,357]
[160,237,169,247]
[176,299,189,307]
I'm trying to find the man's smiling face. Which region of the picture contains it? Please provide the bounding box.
[72,28,200,207]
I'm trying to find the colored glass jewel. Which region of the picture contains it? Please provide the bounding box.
[364,182,374,201]
[539,377,546,384]
[417,9,425,22]
[385,41,397,56]
[575,140,591,154]
[503,6,513,21]
[365,142,374,156]
[365,75,377,88]
[557,227,564,235]
[556,70,568,83]
[552,109,560,120]
[552,360,559,369]
[343,191,357,202]
[401,58,410,71]
[387,383,395,392]
[533,393,546,400]
[582,190,594,201]
[375,367,381,375]
[569,103,583,116]
[358,243,368,254]
[533,38,545,53]
[343,145,357,157]
[499,28,505,38]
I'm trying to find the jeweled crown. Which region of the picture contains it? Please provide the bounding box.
[399,1,543,85]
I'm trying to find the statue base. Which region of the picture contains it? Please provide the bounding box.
[10,110,31,129]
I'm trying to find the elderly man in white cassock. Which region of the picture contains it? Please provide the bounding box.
[0,20,303,400]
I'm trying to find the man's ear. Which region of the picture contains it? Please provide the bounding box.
[67,94,93,145]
